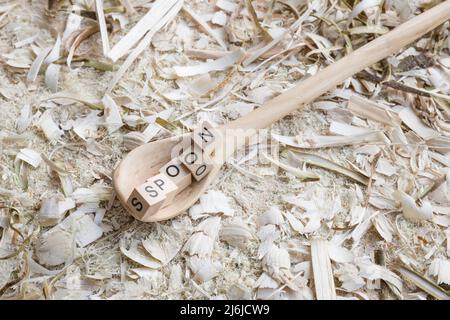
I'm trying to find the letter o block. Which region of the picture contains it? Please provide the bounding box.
[179,144,212,182]
[159,158,192,192]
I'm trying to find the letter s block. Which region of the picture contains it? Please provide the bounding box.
[127,181,166,219]
[128,174,178,219]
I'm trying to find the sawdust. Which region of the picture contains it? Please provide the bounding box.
[0,0,449,300]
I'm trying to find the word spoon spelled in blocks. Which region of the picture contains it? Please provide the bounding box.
[127,174,178,218]
[159,158,192,192]
[179,143,213,182]
[146,173,178,203]
[192,120,217,154]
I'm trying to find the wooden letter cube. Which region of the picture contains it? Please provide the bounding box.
[159,158,192,192]
[128,174,179,219]
[192,120,217,154]
[127,182,166,219]
[147,173,178,203]
[179,144,213,181]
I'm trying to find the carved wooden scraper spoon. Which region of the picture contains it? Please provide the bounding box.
[113,1,450,222]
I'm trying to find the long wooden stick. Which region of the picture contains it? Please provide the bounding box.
[223,1,450,132]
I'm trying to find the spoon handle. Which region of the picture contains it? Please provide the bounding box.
[223,1,450,133]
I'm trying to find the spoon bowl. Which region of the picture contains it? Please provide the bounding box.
[113,134,222,222]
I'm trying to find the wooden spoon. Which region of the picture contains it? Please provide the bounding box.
[113,1,450,222]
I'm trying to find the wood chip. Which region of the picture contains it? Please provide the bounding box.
[182,5,227,50]
[289,151,369,185]
[102,94,124,134]
[107,0,183,92]
[95,0,110,56]
[173,49,244,77]
[347,94,401,126]
[16,148,42,168]
[310,239,336,300]
[108,0,181,62]
[399,106,440,140]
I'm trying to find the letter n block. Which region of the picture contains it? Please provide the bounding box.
[192,120,217,154]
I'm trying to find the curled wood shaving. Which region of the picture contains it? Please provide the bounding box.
[107,0,183,92]
[44,35,61,65]
[16,104,32,133]
[108,0,181,62]
[120,241,161,269]
[289,151,369,185]
[38,110,63,144]
[16,148,42,169]
[45,63,61,93]
[27,46,52,82]
[62,13,83,42]
[173,49,244,77]
[429,259,450,285]
[348,0,382,21]
[393,190,433,222]
[220,218,253,249]
[189,190,234,219]
[67,25,99,68]
[262,153,320,182]
[142,236,180,266]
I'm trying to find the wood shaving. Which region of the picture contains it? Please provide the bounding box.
[189,190,234,219]
[108,0,182,62]
[428,259,450,285]
[173,49,244,77]
[393,190,433,222]
[16,148,42,168]
[311,239,336,300]
[0,0,448,300]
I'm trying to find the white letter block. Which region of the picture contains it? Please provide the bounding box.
[179,144,213,182]
[192,120,217,154]
[159,158,192,192]
[148,173,178,204]
[127,181,166,219]
[128,174,179,219]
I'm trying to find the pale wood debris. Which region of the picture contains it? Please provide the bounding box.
[0,0,448,300]
[310,239,337,300]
